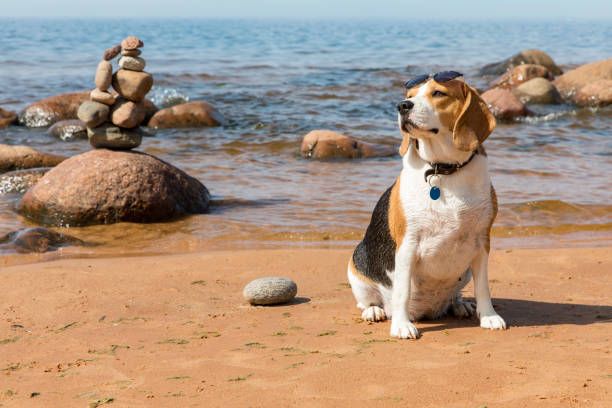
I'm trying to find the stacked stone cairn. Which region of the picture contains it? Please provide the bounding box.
[77,36,153,150]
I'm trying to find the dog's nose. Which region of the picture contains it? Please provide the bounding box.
[397,100,414,114]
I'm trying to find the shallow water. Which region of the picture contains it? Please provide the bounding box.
[0,19,611,259]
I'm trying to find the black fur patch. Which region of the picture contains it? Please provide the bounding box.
[352,184,396,287]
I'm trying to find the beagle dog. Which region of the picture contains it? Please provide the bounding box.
[347,71,506,339]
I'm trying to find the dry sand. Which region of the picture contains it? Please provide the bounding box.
[0,247,610,407]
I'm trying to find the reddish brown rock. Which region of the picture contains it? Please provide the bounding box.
[481,88,531,120]
[0,108,17,128]
[0,144,66,172]
[95,60,113,91]
[112,69,153,102]
[18,149,210,226]
[47,119,88,141]
[481,49,562,76]
[491,64,553,88]
[301,130,397,160]
[573,79,612,107]
[553,59,612,104]
[103,44,122,61]
[513,78,562,105]
[147,101,225,128]
[111,99,146,128]
[18,91,89,127]
[121,36,144,50]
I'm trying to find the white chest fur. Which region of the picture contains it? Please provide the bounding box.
[397,145,493,316]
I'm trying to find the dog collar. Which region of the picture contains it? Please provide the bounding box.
[423,150,478,200]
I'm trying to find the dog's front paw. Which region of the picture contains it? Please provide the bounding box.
[390,319,420,339]
[361,306,387,322]
[480,314,506,330]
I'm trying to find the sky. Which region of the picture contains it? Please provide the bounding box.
[1,0,611,19]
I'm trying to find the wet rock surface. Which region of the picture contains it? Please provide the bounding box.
[0,108,17,128]
[481,88,531,120]
[146,101,224,128]
[301,130,397,159]
[18,92,89,128]
[0,227,84,253]
[0,144,66,173]
[480,49,562,76]
[18,149,210,226]
[553,59,612,105]
[47,119,88,141]
[0,167,51,194]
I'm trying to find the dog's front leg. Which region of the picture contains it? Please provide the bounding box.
[471,248,506,330]
[390,243,419,339]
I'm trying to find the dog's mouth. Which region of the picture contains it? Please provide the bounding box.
[401,118,439,134]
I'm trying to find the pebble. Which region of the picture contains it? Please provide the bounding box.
[90,88,116,106]
[88,124,143,150]
[121,35,144,50]
[243,277,298,305]
[77,101,110,128]
[111,99,146,129]
[121,49,142,57]
[103,44,122,61]
[119,56,146,72]
[95,60,113,91]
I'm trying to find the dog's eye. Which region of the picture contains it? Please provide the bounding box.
[432,90,447,97]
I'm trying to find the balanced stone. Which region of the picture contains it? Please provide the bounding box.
[121,36,144,50]
[119,56,146,72]
[103,44,122,61]
[243,277,298,306]
[88,124,142,150]
[112,69,153,102]
[90,88,116,106]
[121,49,142,57]
[95,60,113,91]
[111,99,146,128]
[77,101,109,128]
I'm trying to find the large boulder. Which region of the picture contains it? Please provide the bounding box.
[513,78,562,105]
[301,130,397,159]
[490,64,553,89]
[480,49,562,76]
[481,88,531,120]
[573,79,612,107]
[0,108,17,128]
[553,59,612,105]
[18,91,90,128]
[0,144,66,173]
[18,149,210,226]
[147,101,225,128]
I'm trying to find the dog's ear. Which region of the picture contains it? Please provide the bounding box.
[452,83,496,151]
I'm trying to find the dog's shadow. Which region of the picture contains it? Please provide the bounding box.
[420,298,612,333]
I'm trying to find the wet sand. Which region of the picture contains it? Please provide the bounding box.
[1,247,610,407]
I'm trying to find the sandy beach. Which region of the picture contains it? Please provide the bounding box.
[1,247,610,407]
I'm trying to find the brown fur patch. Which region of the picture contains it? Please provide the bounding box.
[485,185,498,253]
[388,177,406,249]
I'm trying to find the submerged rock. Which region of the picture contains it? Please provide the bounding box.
[481,88,531,120]
[0,167,50,194]
[553,59,612,105]
[0,144,66,173]
[47,120,88,141]
[480,49,562,76]
[513,78,562,105]
[301,130,397,159]
[0,108,17,128]
[147,101,225,128]
[573,79,612,107]
[18,149,210,226]
[243,277,298,305]
[0,227,84,253]
[18,91,89,128]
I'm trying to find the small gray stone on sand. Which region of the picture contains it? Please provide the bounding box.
[243,277,297,305]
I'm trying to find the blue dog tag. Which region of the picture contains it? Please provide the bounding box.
[429,186,441,200]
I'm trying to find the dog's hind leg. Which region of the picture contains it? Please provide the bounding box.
[450,269,476,318]
[347,261,387,322]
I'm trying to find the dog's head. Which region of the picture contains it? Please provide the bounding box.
[397,73,495,155]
